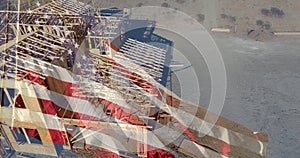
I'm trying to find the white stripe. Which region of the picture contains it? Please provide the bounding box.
[179,139,227,158]
[75,127,126,155]
[0,107,65,131]
[74,123,188,156]
[0,79,108,120]
[150,95,267,155]
[0,107,176,155]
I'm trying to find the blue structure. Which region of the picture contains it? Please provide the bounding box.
[100,7,124,17]
[121,19,173,86]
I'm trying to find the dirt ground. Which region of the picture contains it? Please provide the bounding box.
[213,34,300,158]
[158,29,300,158]
[87,0,300,40]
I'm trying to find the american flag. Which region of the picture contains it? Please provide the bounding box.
[0,0,268,157]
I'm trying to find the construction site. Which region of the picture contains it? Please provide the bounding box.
[0,0,269,157]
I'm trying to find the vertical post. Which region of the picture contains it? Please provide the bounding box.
[10,0,21,130]
[27,0,31,7]
[1,0,10,108]
[88,29,92,49]
[21,128,31,144]
[234,21,237,33]
[108,39,112,57]
[143,127,147,157]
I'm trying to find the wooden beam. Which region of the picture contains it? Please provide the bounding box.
[0,30,37,52]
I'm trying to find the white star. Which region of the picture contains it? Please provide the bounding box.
[68,49,73,55]
[59,37,65,43]
[51,43,56,47]
[65,31,71,36]
[82,55,87,60]
[40,64,48,70]
[43,14,50,19]
[7,68,12,73]
[77,63,82,68]
[27,9,32,14]
[52,25,58,29]
[27,27,32,32]
[75,43,79,48]
[92,69,97,74]
[6,57,12,62]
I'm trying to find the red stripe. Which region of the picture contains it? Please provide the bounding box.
[147,145,175,158]
[92,148,120,158]
[98,99,145,126]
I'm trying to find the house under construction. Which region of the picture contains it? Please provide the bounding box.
[0,0,268,158]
